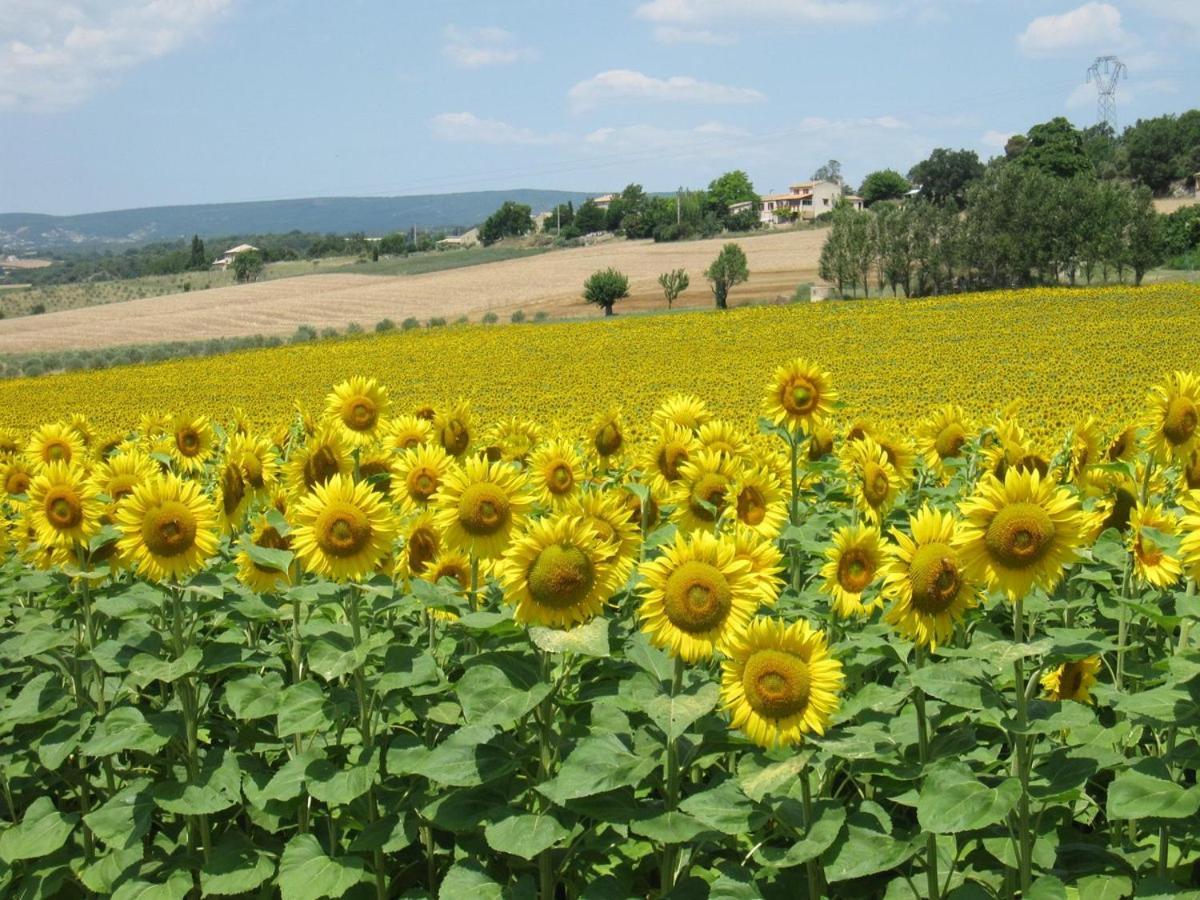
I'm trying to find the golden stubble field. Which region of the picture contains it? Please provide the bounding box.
[0,230,825,353]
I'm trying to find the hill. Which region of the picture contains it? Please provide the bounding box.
[0,190,597,252]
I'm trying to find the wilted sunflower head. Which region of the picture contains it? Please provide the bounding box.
[591,407,625,459]
[434,400,473,457]
[1141,370,1200,461]
[763,358,837,433]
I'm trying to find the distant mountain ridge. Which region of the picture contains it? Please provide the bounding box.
[0,190,599,252]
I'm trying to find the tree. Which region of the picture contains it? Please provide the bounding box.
[232,250,264,283]
[907,148,985,208]
[858,169,910,207]
[812,160,842,183]
[1125,186,1165,285]
[706,170,759,227]
[1013,117,1092,179]
[583,267,629,316]
[574,199,607,234]
[480,201,534,245]
[544,201,574,233]
[188,235,207,270]
[657,268,689,309]
[705,243,749,309]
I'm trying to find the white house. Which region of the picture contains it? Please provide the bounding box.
[436,228,479,249]
[212,243,259,270]
[759,180,863,225]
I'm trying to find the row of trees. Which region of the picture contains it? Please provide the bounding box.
[820,166,1164,298]
[582,244,749,315]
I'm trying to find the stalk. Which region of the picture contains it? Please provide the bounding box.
[800,767,821,899]
[1157,579,1195,878]
[661,656,685,894]
[1010,595,1031,894]
[290,591,309,835]
[536,649,557,900]
[171,587,211,864]
[913,647,939,900]
[77,562,116,793]
[346,587,387,900]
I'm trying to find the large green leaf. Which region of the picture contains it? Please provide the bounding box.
[81,706,173,758]
[409,725,518,787]
[201,834,276,897]
[128,647,202,686]
[457,664,551,730]
[304,747,378,807]
[917,761,1019,834]
[3,671,70,730]
[36,707,93,771]
[275,834,364,900]
[821,805,918,882]
[151,749,242,815]
[84,779,155,849]
[276,681,336,737]
[484,813,570,860]
[629,811,710,843]
[528,616,610,658]
[737,752,814,803]
[0,797,77,863]
[641,681,720,741]
[678,780,765,835]
[225,672,285,720]
[756,800,845,869]
[1107,761,1200,820]
[438,861,502,900]
[110,870,193,900]
[538,734,657,805]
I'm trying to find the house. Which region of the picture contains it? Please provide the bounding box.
[728,200,755,216]
[436,228,479,250]
[591,193,617,211]
[212,243,259,270]
[759,180,863,225]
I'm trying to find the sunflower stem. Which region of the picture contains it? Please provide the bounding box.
[661,655,686,896]
[171,587,211,866]
[1157,579,1194,879]
[78,563,117,794]
[913,646,939,900]
[290,590,309,835]
[800,766,821,900]
[469,553,480,611]
[346,587,387,900]
[536,649,558,900]
[1010,595,1032,894]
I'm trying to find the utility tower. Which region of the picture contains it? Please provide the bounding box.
[1086,55,1126,132]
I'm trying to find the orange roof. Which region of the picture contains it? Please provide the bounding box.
[762,191,812,202]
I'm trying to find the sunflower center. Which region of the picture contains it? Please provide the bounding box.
[222,465,246,516]
[242,454,265,489]
[109,475,138,502]
[736,485,767,527]
[177,429,201,457]
[528,543,595,609]
[1061,663,1083,696]
[862,461,890,507]
[1136,533,1163,568]
[142,501,199,558]
[407,526,439,575]
[46,441,69,462]
[441,420,470,456]
[303,445,341,490]
[662,560,732,634]
[1185,453,1200,491]
[742,649,811,718]
[1107,432,1130,461]
[315,503,373,558]
[837,549,874,593]
[909,543,962,614]
[658,444,688,480]
[1163,396,1198,446]
[985,502,1056,569]
[548,463,574,493]
[6,472,29,495]
[782,378,817,416]
[587,516,616,544]
[935,424,966,459]
[689,473,728,521]
[343,397,377,432]
[595,422,622,457]
[432,560,468,588]
[46,490,82,529]
[458,482,510,535]
[409,468,439,502]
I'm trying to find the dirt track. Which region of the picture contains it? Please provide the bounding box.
[0,230,825,353]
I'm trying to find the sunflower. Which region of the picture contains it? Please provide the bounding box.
[396,511,443,580]
[486,417,542,464]
[356,449,395,496]
[882,506,980,649]
[916,405,972,481]
[89,450,158,517]
[636,530,766,662]
[496,514,622,628]
[1041,656,1101,704]
[1127,502,1182,589]
[982,417,1048,480]
[729,464,787,538]
[325,376,390,447]
[1141,371,1200,461]
[620,483,659,531]
[840,436,900,525]
[957,469,1088,601]
[228,406,252,437]
[391,443,454,514]
[25,423,85,471]
[0,428,22,456]
[235,514,295,593]
[215,455,251,534]
[651,394,711,433]
[763,358,837,434]
[671,449,740,534]
[1,457,35,498]
[641,424,700,500]
[285,425,351,496]
[434,400,473,458]
[698,419,752,462]
[381,414,432,452]
[424,550,473,592]
[1179,491,1200,585]
[528,438,585,510]
[137,410,172,439]
[591,407,625,459]
[565,489,641,587]
[806,422,835,461]
[291,474,397,581]
[169,415,214,475]
[115,475,219,583]
[27,462,102,550]
[227,433,280,497]
[433,456,532,559]
[720,617,843,749]
[1183,451,1200,493]
[729,526,785,601]
[819,524,886,620]
[1066,417,1102,487]
[865,429,916,489]
[67,413,95,449]
[1105,425,1137,463]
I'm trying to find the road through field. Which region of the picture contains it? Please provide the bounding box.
[0,229,825,353]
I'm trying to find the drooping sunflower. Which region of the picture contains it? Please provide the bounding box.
[433,456,532,559]
[671,449,740,534]
[729,464,787,538]
[67,413,95,449]
[1040,656,1101,704]
[1105,425,1137,463]
[396,511,443,580]
[1181,450,1200,493]
[496,514,621,628]
[840,436,900,525]
[89,450,158,517]
[590,407,625,459]
[285,425,351,496]
[381,414,432,452]
[235,514,295,594]
[1127,502,1182,589]
[636,530,766,662]
[863,429,916,489]
[528,438,585,510]
[291,474,397,581]
[641,424,700,501]
[115,474,219,583]
[982,417,1049,480]
[169,415,214,475]
[763,358,837,434]
[25,423,85,471]
[1,457,36,499]
[729,526,785,602]
[323,376,391,447]
[226,433,280,497]
[957,469,1088,601]
[215,454,251,534]
[565,488,641,587]
[697,419,752,462]
[806,422,835,461]
[27,462,102,550]
[721,616,843,749]
[391,444,455,514]
[1141,370,1200,462]
[1066,416,1102,487]
[356,448,395,496]
[882,506,980,649]
[485,417,542,464]
[434,400,473,458]
[916,405,972,481]
[0,428,22,456]
[651,393,711,433]
[819,524,886,620]
[137,410,172,440]
[1179,491,1200,585]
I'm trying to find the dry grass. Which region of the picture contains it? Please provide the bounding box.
[0,230,826,353]
[1154,196,1199,214]
[0,258,52,269]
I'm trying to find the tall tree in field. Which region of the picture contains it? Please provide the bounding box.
[858,169,910,207]
[1125,186,1165,285]
[908,148,984,208]
[657,269,689,309]
[1013,117,1092,179]
[480,201,534,245]
[705,243,749,309]
[232,250,264,283]
[188,235,207,270]
[583,267,629,316]
[706,170,760,227]
[574,199,608,234]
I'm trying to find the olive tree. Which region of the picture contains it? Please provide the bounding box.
[704,244,748,309]
[657,268,689,309]
[583,267,630,316]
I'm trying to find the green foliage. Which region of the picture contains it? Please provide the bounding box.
[510,309,526,323]
[573,199,607,235]
[374,318,395,333]
[232,250,265,284]
[1011,117,1094,179]
[657,268,689,309]
[480,201,534,246]
[188,235,207,271]
[908,148,985,208]
[582,267,630,316]
[705,243,749,309]
[858,169,910,206]
[1123,110,1200,193]
[812,159,842,182]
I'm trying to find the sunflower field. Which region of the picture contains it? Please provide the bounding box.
[1,351,1200,900]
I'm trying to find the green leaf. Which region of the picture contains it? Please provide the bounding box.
[1107,761,1200,820]
[111,870,193,900]
[528,617,610,658]
[128,647,202,686]
[756,800,845,869]
[738,752,813,803]
[409,725,518,788]
[151,749,242,815]
[305,748,378,807]
[629,811,709,843]
[641,681,720,741]
[679,780,765,835]
[276,681,336,737]
[484,813,570,860]
[539,734,656,804]
[224,672,285,720]
[4,671,70,729]
[36,708,92,771]
[909,662,999,710]
[438,861,502,900]
[917,761,1019,834]
[81,706,172,758]
[84,779,154,849]
[821,806,918,882]
[0,797,77,863]
[1026,875,1067,900]
[201,834,276,897]
[457,664,551,730]
[241,541,294,574]
[275,834,364,900]
[79,845,143,894]
[260,749,322,803]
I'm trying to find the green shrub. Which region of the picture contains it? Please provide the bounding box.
[401,318,420,331]
[534,311,549,322]
[511,310,526,323]
[482,312,499,324]
[428,317,447,328]
[375,318,396,333]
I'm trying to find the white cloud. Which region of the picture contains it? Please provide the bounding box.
[634,0,885,26]
[980,129,1015,150]
[652,25,735,44]
[1017,2,1129,57]
[429,112,563,145]
[441,25,536,68]
[0,0,232,112]
[568,69,764,111]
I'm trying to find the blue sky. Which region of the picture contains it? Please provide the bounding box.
[1,0,1197,215]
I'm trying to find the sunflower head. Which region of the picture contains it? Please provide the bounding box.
[671,449,739,534]
[807,422,835,461]
[1041,656,1101,704]
[325,376,390,446]
[1142,371,1200,461]
[433,456,532,559]
[286,425,350,496]
[169,415,214,473]
[730,464,787,537]
[25,423,86,471]
[819,524,885,619]
[591,408,624,459]
[434,400,473,457]
[764,358,837,433]
[651,394,712,432]
[27,461,102,550]
[115,474,219,583]
[529,438,584,510]
[1127,502,1181,589]
[291,474,397,582]
[382,414,433,452]
[1,457,35,498]
[235,515,295,594]
[392,444,454,513]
